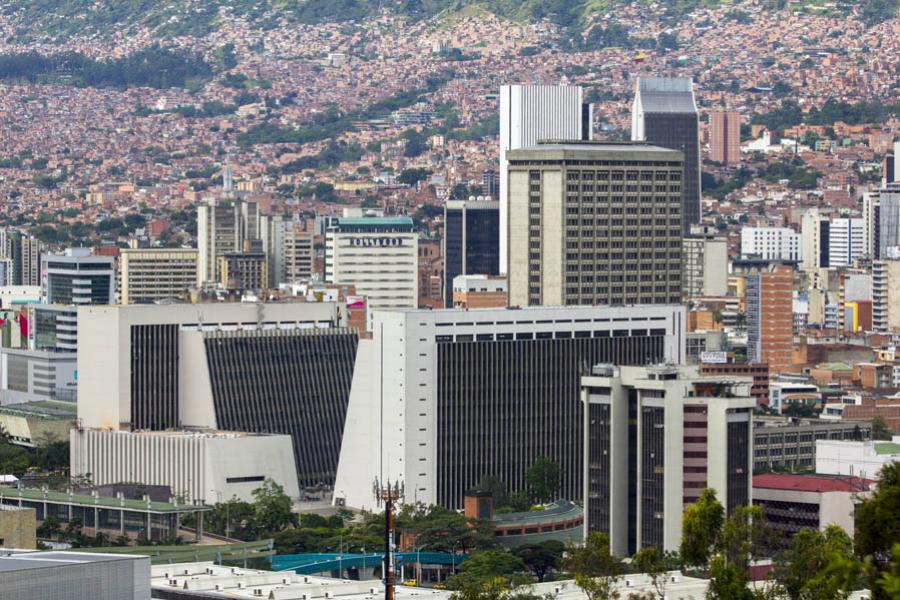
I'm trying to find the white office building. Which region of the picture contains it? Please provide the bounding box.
[333,305,685,511]
[740,227,801,262]
[499,85,591,273]
[325,216,418,327]
[581,365,754,555]
[828,218,864,268]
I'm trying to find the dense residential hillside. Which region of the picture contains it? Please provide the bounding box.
[1,0,897,39]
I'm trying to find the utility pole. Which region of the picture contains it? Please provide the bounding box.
[373,478,404,600]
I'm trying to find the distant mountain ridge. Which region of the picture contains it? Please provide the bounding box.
[1,0,897,39]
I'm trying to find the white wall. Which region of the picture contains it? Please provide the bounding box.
[71,429,299,502]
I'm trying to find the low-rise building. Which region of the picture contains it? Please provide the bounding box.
[753,417,872,473]
[0,550,150,600]
[452,274,507,308]
[70,429,300,503]
[816,436,900,479]
[753,473,871,551]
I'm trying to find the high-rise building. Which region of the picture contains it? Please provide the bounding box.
[582,364,754,555]
[325,216,418,326]
[499,84,592,273]
[505,142,684,307]
[827,218,864,267]
[709,111,741,165]
[876,184,900,259]
[895,141,900,183]
[746,265,794,372]
[198,201,239,284]
[864,190,881,259]
[76,303,357,487]
[282,220,315,284]
[801,209,828,271]
[41,248,115,305]
[873,256,900,332]
[482,169,500,199]
[631,77,700,233]
[443,200,500,307]
[119,248,200,305]
[333,305,685,510]
[7,232,41,286]
[218,251,268,291]
[741,227,801,262]
[682,232,728,298]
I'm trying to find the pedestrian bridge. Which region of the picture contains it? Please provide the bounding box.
[271,552,467,575]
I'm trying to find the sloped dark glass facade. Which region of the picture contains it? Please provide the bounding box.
[203,328,358,487]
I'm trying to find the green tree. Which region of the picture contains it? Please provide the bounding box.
[872,415,893,440]
[513,541,565,582]
[680,489,725,567]
[448,577,547,600]
[445,551,530,590]
[706,554,752,600]
[525,457,562,504]
[474,475,509,508]
[772,525,860,600]
[252,479,296,535]
[631,546,678,599]
[855,462,900,599]
[565,532,622,600]
[406,505,497,553]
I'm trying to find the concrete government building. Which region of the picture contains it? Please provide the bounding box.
[333,305,685,511]
[75,303,358,492]
[505,142,684,308]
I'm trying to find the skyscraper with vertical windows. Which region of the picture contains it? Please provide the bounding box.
[632,77,700,233]
[709,111,741,166]
[581,364,754,555]
[746,264,794,372]
[499,85,592,273]
[333,305,685,511]
[442,200,500,307]
[505,141,684,308]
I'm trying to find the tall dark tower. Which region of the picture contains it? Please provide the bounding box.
[443,200,500,307]
[632,77,700,235]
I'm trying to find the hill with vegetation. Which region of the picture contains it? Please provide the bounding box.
[1,0,897,40]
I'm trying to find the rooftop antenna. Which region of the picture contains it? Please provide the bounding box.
[373,478,404,600]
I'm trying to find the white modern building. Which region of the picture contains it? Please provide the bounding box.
[0,347,77,403]
[816,436,900,479]
[581,364,754,555]
[70,429,300,503]
[741,227,801,262]
[324,216,418,328]
[499,84,591,273]
[76,302,357,489]
[41,248,115,305]
[682,234,728,298]
[333,305,685,511]
[828,218,865,268]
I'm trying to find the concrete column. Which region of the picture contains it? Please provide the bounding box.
[146,512,152,542]
[120,509,125,536]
